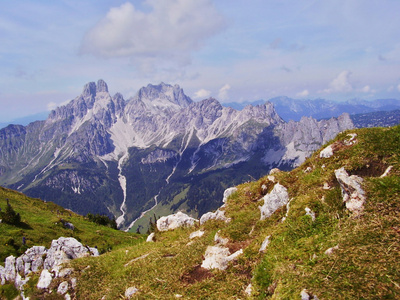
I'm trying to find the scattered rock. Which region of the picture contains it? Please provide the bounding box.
[175,294,183,298]
[304,166,312,173]
[305,207,316,221]
[269,168,281,175]
[200,209,231,225]
[37,269,53,289]
[259,183,289,220]
[267,175,276,182]
[259,235,271,252]
[200,187,236,225]
[380,165,393,178]
[319,145,333,158]
[324,245,339,256]
[281,198,292,222]
[58,268,74,278]
[189,230,204,239]
[156,212,198,231]
[343,133,357,146]
[57,281,69,295]
[146,232,155,242]
[70,277,77,290]
[125,286,139,298]
[335,167,366,214]
[214,231,229,245]
[245,283,252,296]
[201,246,243,270]
[222,187,238,204]
[323,182,331,190]
[300,288,319,300]
[4,255,16,282]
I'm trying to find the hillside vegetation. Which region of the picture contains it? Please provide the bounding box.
[0,187,143,264]
[1,125,400,299]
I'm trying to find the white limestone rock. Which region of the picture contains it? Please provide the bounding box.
[15,273,30,291]
[222,187,237,203]
[57,281,69,295]
[380,165,393,178]
[245,283,253,296]
[146,232,155,242]
[200,209,231,225]
[44,237,92,270]
[305,207,316,221]
[189,230,204,239]
[324,245,339,256]
[58,268,74,278]
[335,167,366,214]
[156,212,198,231]
[125,286,139,298]
[201,246,243,270]
[259,235,271,252]
[301,288,319,300]
[4,255,16,282]
[0,266,5,285]
[259,183,289,220]
[214,231,229,245]
[37,269,53,289]
[319,145,333,158]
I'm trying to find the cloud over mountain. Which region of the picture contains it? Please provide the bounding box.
[80,0,225,62]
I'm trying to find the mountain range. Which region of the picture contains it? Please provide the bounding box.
[224,96,400,122]
[0,80,353,231]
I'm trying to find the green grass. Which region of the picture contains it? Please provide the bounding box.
[0,187,143,263]
[2,125,400,299]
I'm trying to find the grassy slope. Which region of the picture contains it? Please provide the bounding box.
[1,125,399,299]
[0,187,144,264]
[67,125,400,299]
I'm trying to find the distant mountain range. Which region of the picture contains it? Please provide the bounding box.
[223,96,400,122]
[0,80,362,232]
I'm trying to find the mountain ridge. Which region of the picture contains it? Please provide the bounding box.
[0,80,353,230]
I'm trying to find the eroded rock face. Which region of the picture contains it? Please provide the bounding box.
[156,212,198,231]
[0,236,98,295]
[44,237,95,270]
[334,167,365,214]
[259,183,289,220]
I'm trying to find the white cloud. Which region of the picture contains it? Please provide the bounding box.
[358,85,376,94]
[47,99,70,111]
[323,70,353,93]
[193,88,211,99]
[360,85,371,93]
[296,89,309,97]
[397,84,400,92]
[218,84,231,101]
[80,0,225,63]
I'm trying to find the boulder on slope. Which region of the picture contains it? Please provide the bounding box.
[156,212,198,231]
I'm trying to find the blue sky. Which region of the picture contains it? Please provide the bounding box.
[1,0,400,121]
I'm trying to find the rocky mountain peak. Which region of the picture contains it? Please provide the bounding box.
[135,82,193,109]
[96,79,108,93]
[82,82,97,98]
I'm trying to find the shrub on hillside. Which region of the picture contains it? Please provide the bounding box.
[0,199,21,225]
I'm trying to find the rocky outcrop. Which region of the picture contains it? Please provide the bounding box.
[0,237,98,297]
[334,167,366,214]
[259,183,289,220]
[156,212,198,231]
[201,246,243,270]
[200,187,236,225]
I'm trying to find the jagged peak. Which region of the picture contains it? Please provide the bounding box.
[134,82,193,109]
[96,79,108,93]
[82,82,96,98]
